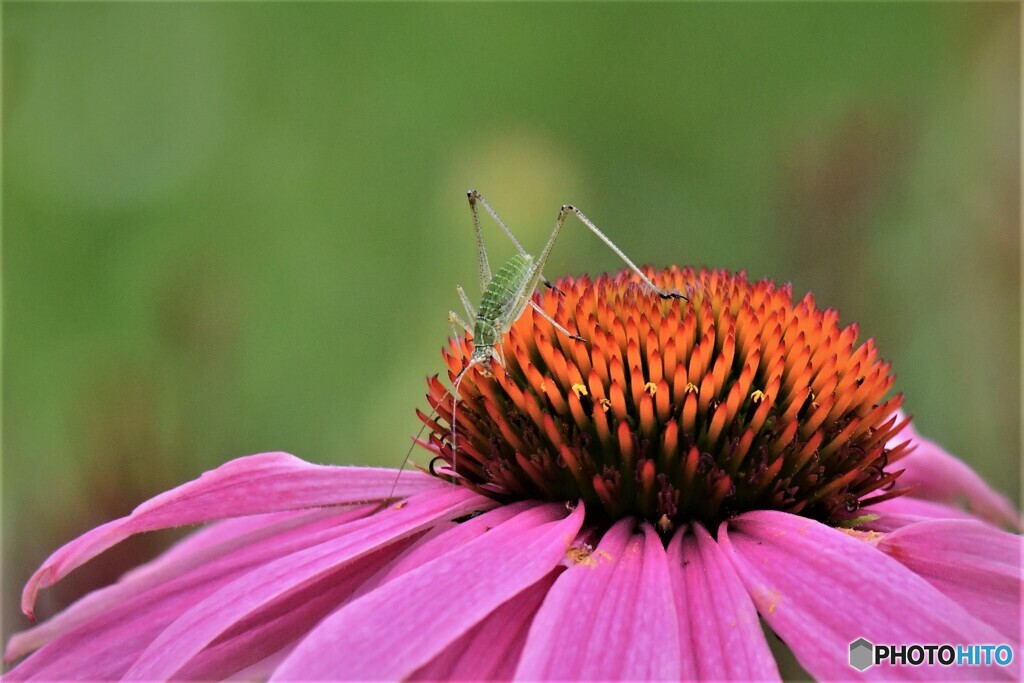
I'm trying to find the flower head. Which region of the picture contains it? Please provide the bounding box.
[5,267,1020,681]
[427,267,908,531]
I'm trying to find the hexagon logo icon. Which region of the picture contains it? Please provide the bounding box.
[849,637,874,671]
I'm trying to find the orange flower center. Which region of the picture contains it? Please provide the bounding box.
[420,267,910,532]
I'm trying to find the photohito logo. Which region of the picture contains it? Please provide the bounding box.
[848,638,1014,671]
[849,638,874,671]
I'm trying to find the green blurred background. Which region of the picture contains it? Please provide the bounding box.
[3,1,1019,651]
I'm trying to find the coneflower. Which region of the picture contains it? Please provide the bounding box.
[5,267,1019,681]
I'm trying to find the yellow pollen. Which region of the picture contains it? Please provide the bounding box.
[840,528,884,546]
[566,544,613,567]
[685,382,698,394]
[644,382,657,396]
[750,389,766,403]
[755,588,782,615]
[657,514,674,534]
[572,383,588,398]
[566,543,596,566]
[599,398,611,412]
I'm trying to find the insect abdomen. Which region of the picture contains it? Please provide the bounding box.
[474,253,534,348]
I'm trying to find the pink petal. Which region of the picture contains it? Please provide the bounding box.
[893,419,1020,529]
[356,501,534,594]
[174,538,412,680]
[721,510,1013,680]
[224,645,295,682]
[385,505,558,680]
[270,500,586,680]
[6,508,342,662]
[878,519,1021,642]
[515,519,681,680]
[412,573,557,680]
[866,496,978,532]
[6,506,377,680]
[22,453,442,618]
[124,485,488,680]
[669,524,780,681]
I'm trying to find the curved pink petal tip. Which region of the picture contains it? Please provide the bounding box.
[891,415,1020,529]
[879,519,1022,643]
[21,453,442,619]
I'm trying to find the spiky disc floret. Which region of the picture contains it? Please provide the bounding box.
[420,267,911,531]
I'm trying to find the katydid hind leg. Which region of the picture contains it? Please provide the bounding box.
[467,190,529,259]
[562,205,687,301]
[468,189,563,294]
[467,191,493,289]
[528,300,586,343]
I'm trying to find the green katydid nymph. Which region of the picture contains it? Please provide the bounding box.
[388,191,686,501]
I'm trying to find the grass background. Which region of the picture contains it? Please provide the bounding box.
[3,1,1020,661]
